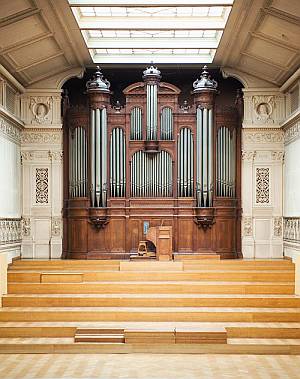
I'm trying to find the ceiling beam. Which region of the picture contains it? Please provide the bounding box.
[77,18,227,30]
[91,52,215,63]
[69,0,233,7]
[85,37,220,49]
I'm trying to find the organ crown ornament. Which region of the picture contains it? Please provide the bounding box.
[142,64,162,83]
[193,66,218,93]
[86,66,110,93]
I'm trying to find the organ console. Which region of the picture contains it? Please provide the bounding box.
[62,65,242,260]
[137,226,173,261]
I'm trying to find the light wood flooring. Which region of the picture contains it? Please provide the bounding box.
[1,354,300,378]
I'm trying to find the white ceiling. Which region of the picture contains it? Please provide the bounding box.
[0,0,299,88]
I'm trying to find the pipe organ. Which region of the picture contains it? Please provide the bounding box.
[63,66,242,259]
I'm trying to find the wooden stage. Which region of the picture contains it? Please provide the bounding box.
[0,259,300,354]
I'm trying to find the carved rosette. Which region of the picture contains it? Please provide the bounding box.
[88,216,109,231]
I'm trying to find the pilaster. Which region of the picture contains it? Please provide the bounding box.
[242,88,284,258]
[20,89,63,259]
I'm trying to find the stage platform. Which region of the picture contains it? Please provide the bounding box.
[0,259,299,354]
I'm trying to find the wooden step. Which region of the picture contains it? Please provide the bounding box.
[0,307,300,322]
[0,339,299,354]
[74,334,125,343]
[3,294,300,308]
[7,271,295,283]
[174,254,220,261]
[227,327,300,339]
[175,327,227,344]
[124,329,175,344]
[7,282,295,295]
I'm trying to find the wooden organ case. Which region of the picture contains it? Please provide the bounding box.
[63,66,242,259]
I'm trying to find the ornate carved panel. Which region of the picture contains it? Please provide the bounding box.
[35,168,49,204]
[255,167,270,205]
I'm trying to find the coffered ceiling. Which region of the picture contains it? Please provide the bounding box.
[0,0,299,88]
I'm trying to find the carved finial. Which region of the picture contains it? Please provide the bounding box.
[86,66,110,93]
[142,64,162,82]
[193,65,218,93]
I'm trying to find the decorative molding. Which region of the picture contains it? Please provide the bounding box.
[243,217,253,237]
[242,150,256,161]
[255,167,270,204]
[22,217,31,237]
[283,217,300,243]
[51,217,62,237]
[49,151,63,162]
[88,216,109,231]
[243,130,284,144]
[284,120,300,146]
[20,151,34,163]
[274,217,282,237]
[271,151,284,162]
[35,168,49,204]
[0,218,22,245]
[0,116,21,144]
[21,129,62,145]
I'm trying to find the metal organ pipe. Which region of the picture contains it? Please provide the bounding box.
[131,150,172,197]
[161,107,173,140]
[216,126,236,198]
[110,128,126,198]
[178,128,194,197]
[130,107,142,140]
[69,126,87,199]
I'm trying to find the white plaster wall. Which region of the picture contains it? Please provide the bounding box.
[0,133,21,218]
[284,137,300,216]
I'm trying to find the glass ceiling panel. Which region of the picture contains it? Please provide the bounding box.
[68,1,234,64]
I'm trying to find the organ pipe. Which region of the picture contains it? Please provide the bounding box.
[193,66,218,207]
[161,107,173,140]
[130,107,142,140]
[143,65,161,141]
[86,66,111,208]
[69,126,87,198]
[110,128,126,197]
[131,150,172,197]
[178,128,193,197]
[216,126,236,198]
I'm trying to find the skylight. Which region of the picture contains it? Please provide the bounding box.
[68,0,234,64]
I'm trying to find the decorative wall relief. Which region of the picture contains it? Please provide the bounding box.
[0,116,21,144]
[256,167,270,204]
[35,168,49,204]
[22,217,31,237]
[0,218,22,245]
[20,151,34,163]
[283,217,300,243]
[241,150,256,161]
[274,217,282,237]
[253,95,275,123]
[271,151,284,162]
[243,130,284,144]
[30,97,52,125]
[51,217,62,237]
[243,217,253,237]
[21,129,62,145]
[49,151,63,162]
[284,120,300,146]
